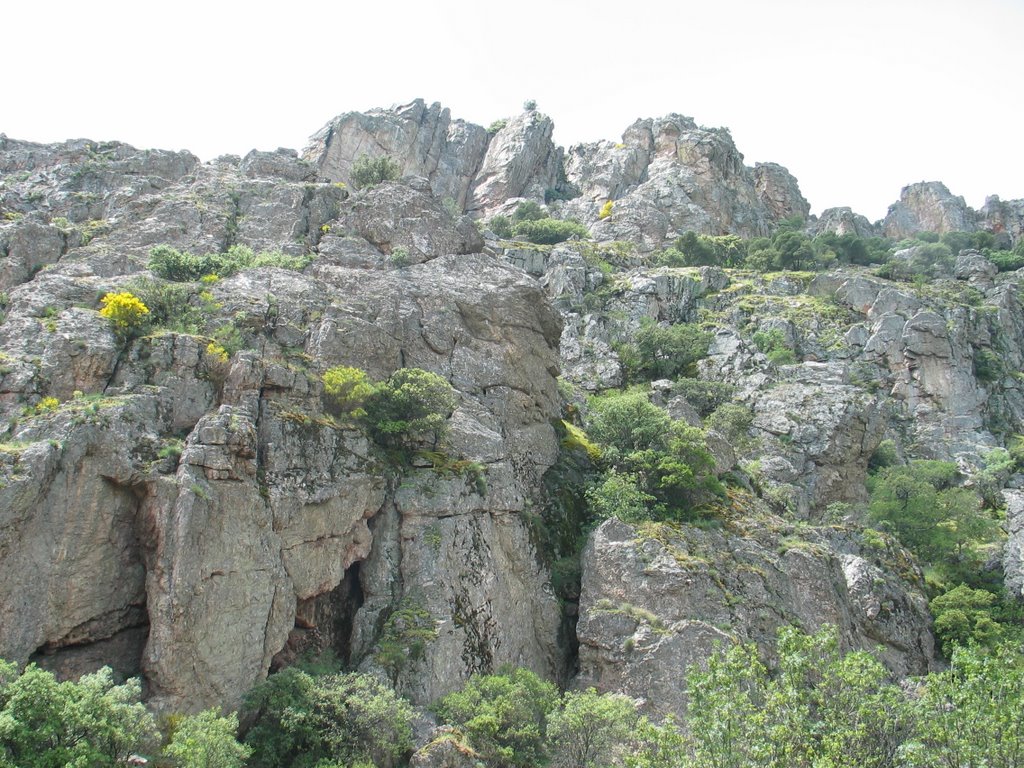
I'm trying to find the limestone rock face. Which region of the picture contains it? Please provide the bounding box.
[883,181,976,239]
[979,195,1024,248]
[469,110,563,215]
[576,518,934,721]
[580,116,777,251]
[332,178,483,263]
[812,207,879,239]
[753,162,811,223]
[0,125,565,712]
[303,99,490,210]
[1004,490,1024,602]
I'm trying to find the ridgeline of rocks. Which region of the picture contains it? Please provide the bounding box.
[1,99,1023,726]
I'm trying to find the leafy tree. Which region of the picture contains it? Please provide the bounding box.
[243,669,414,768]
[512,201,545,222]
[489,214,514,238]
[547,688,640,768]
[868,461,996,571]
[772,230,814,270]
[0,663,156,768]
[349,153,401,190]
[910,642,1024,768]
[671,378,734,418]
[623,321,711,381]
[164,709,251,768]
[433,668,559,768]
[929,584,1005,654]
[587,389,671,457]
[321,365,375,417]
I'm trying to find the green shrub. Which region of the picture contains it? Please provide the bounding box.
[512,201,545,222]
[148,244,310,282]
[512,218,590,245]
[752,328,797,365]
[489,215,514,238]
[930,584,1006,654]
[363,368,456,447]
[163,708,251,768]
[433,667,559,768]
[0,663,156,767]
[127,278,202,333]
[672,378,734,417]
[349,153,401,190]
[586,470,656,523]
[987,249,1024,272]
[622,321,711,381]
[487,119,507,134]
[322,365,375,417]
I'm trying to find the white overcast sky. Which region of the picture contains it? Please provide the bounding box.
[4,0,1022,222]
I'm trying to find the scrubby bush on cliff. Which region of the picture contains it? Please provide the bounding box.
[321,366,456,448]
[362,368,456,446]
[99,290,150,341]
[618,320,712,382]
[349,153,401,190]
[148,244,311,282]
[512,217,590,245]
[868,460,998,584]
[586,389,722,519]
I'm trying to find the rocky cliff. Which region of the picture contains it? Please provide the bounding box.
[1,101,1022,720]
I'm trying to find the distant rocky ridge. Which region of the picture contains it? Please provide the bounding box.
[1,100,1022,721]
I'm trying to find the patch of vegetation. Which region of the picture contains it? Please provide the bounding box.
[148,243,311,282]
[349,153,401,190]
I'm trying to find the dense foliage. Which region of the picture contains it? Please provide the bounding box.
[0,663,156,767]
[242,668,414,768]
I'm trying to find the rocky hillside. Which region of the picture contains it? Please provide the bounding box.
[1,100,1022,721]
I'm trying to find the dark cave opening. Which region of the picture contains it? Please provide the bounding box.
[271,562,366,672]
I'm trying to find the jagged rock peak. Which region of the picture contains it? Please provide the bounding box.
[302,99,490,210]
[883,180,976,239]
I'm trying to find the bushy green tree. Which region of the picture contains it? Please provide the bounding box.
[547,689,640,768]
[349,153,401,190]
[164,709,250,768]
[363,367,456,446]
[868,461,996,571]
[586,470,656,523]
[910,642,1024,768]
[622,321,711,381]
[433,668,559,768]
[0,663,156,768]
[513,201,545,222]
[322,365,375,417]
[243,669,414,768]
[929,584,1007,654]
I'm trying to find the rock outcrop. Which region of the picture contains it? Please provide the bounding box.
[576,516,933,721]
[4,101,1023,726]
[883,181,976,239]
[303,99,490,210]
[0,132,565,712]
